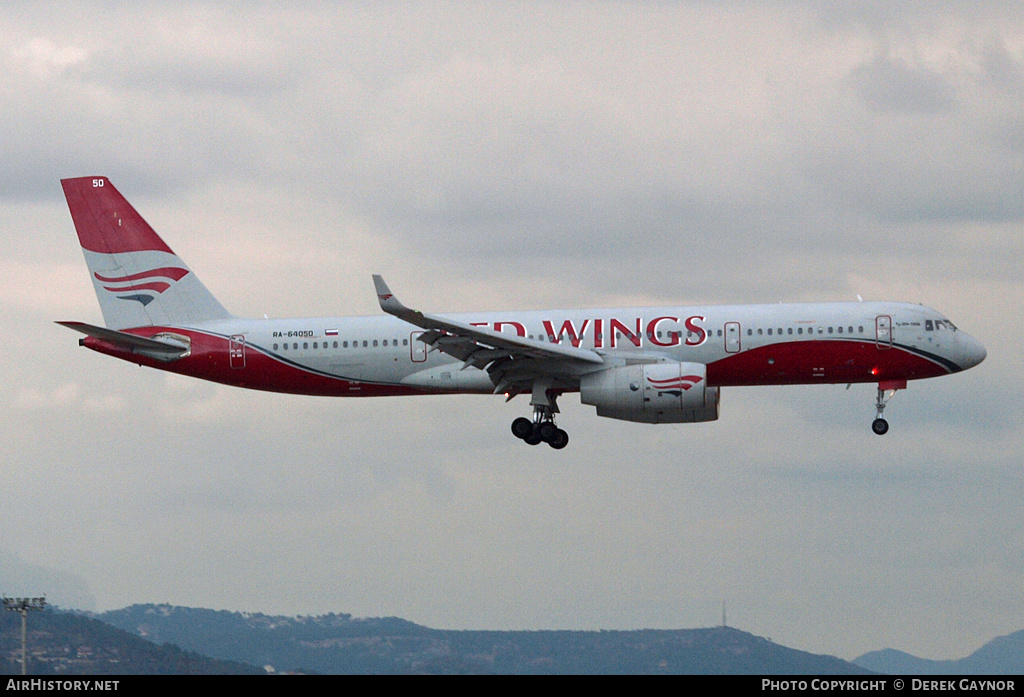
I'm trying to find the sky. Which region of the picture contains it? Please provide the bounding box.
[1,1,1021,662]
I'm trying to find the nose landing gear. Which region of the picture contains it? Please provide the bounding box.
[871,380,906,435]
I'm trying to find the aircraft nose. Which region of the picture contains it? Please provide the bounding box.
[958,332,987,370]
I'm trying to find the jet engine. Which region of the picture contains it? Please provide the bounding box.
[579,361,719,424]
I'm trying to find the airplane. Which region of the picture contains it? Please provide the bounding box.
[57,176,987,449]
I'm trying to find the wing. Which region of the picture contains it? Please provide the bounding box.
[372,275,604,396]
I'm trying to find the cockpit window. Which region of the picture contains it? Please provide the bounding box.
[928,319,958,331]
[925,320,934,331]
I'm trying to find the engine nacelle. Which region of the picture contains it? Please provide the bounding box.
[579,361,720,424]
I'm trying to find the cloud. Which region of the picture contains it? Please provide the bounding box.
[7,37,87,79]
[0,2,1021,662]
[14,382,125,414]
[847,54,956,113]
[15,383,80,411]
[0,549,96,611]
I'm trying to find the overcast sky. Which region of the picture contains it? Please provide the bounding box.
[1,1,1021,662]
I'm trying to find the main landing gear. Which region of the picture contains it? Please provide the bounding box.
[511,382,569,449]
[511,408,569,449]
[871,381,905,435]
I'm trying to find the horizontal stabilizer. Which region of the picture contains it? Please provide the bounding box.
[56,321,189,361]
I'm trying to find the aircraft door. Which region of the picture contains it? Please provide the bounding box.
[410,331,427,362]
[725,322,741,353]
[875,316,892,349]
[229,334,246,368]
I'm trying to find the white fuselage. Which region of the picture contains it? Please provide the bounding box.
[165,300,983,397]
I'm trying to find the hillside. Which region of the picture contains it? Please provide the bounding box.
[855,630,1024,675]
[98,604,868,675]
[0,608,261,675]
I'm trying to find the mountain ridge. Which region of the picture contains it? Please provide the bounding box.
[854,630,1024,675]
[94,603,868,675]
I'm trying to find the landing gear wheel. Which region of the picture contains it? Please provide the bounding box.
[523,427,543,446]
[547,428,569,450]
[537,421,559,443]
[511,417,533,440]
[515,389,570,448]
[872,383,902,437]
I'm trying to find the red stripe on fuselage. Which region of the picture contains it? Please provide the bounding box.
[80,330,951,398]
[706,339,949,386]
[82,327,434,398]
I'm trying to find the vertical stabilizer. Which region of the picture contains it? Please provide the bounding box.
[61,176,232,329]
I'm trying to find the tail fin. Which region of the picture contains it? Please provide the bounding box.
[61,176,231,329]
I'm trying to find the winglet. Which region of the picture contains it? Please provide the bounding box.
[372,274,397,308]
[372,275,421,321]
